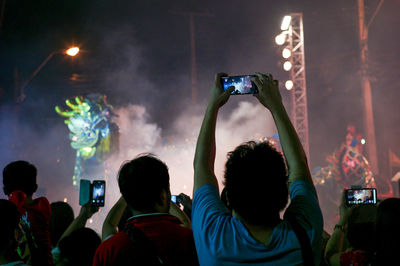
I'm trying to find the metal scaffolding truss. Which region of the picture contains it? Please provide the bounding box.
[286,13,310,158]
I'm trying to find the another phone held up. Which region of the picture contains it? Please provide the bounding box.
[79,179,106,207]
[221,75,258,95]
[171,195,179,204]
[345,188,377,206]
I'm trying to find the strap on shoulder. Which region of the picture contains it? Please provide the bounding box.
[286,215,315,266]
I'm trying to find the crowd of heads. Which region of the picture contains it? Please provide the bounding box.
[1,147,400,266]
[1,154,400,265]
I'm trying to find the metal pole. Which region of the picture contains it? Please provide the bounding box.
[357,0,379,173]
[189,14,197,104]
[169,11,213,104]
[19,51,58,102]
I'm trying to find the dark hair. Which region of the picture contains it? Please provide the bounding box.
[345,205,376,251]
[224,141,288,226]
[58,227,101,266]
[375,198,400,265]
[0,199,20,250]
[3,160,37,196]
[118,154,170,212]
[50,202,75,247]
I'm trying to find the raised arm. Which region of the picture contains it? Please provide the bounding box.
[101,196,127,241]
[193,73,234,194]
[324,191,352,265]
[252,73,313,187]
[169,201,192,229]
[57,203,98,246]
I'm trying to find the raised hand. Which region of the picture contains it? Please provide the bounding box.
[252,73,282,111]
[208,73,234,109]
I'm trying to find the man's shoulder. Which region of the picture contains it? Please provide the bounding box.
[94,216,197,266]
[95,231,133,256]
[133,214,193,237]
[94,232,135,266]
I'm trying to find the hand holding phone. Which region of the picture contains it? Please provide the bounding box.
[345,188,377,206]
[79,179,106,207]
[221,75,258,95]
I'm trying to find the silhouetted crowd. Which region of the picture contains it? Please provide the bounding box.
[1,73,399,266]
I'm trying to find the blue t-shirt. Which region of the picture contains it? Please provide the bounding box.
[192,180,323,265]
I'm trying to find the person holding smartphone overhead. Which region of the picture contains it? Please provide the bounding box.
[192,73,323,265]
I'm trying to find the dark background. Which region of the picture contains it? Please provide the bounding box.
[0,0,399,201]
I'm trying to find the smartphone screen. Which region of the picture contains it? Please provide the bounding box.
[345,188,377,206]
[171,195,178,204]
[221,75,258,95]
[91,180,106,207]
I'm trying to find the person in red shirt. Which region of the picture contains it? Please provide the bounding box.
[3,160,52,265]
[93,154,198,266]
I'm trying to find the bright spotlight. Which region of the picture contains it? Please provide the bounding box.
[66,47,80,56]
[361,138,366,145]
[285,80,294,90]
[283,61,292,71]
[275,34,286,45]
[281,15,292,31]
[282,48,291,58]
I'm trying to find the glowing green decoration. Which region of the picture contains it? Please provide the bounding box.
[56,94,119,186]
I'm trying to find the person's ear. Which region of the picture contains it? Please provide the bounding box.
[33,184,38,193]
[158,188,170,212]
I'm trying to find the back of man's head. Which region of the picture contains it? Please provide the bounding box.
[50,201,75,247]
[346,205,376,251]
[375,198,400,264]
[118,154,170,212]
[3,160,38,196]
[0,199,20,251]
[224,141,288,226]
[58,227,101,266]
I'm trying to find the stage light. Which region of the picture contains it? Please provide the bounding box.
[283,61,292,71]
[282,48,291,58]
[361,138,366,145]
[275,34,286,45]
[281,15,292,31]
[285,80,294,90]
[66,47,80,56]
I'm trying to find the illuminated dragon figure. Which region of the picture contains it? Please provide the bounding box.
[312,125,376,229]
[313,125,375,188]
[55,94,119,186]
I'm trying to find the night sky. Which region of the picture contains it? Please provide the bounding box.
[1,0,400,202]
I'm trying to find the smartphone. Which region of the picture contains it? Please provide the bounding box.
[221,75,258,95]
[171,195,178,204]
[91,180,106,207]
[345,188,377,206]
[79,179,106,207]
